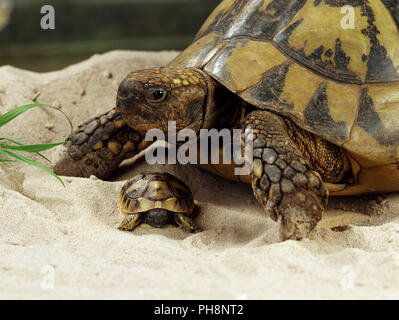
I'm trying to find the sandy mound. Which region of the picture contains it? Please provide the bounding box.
[0,51,398,299]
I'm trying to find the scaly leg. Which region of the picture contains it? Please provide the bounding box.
[53,109,148,180]
[174,213,199,233]
[118,213,142,231]
[244,110,349,240]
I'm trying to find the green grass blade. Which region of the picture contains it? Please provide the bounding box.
[32,91,42,102]
[0,104,45,127]
[0,141,65,153]
[0,103,74,140]
[0,158,17,162]
[0,103,74,185]
[0,137,53,162]
[0,149,65,186]
[50,106,74,140]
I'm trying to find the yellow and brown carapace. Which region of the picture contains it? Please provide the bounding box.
[54,0,399,240]
[171,0,399,196]
[118,172,198,232]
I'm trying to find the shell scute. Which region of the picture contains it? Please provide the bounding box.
[119,172,194,215]
[273,0,399,84]
[169,0,399,194]
[196,0,307,42]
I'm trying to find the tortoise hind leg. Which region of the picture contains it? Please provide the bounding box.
[243,110,348,240]
[53,109,146,180]
[174,213,199,233]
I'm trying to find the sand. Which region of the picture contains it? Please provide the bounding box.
[0,51,399,299]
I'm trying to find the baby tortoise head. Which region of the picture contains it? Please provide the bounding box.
[116,67,209,134]
[118,172,199,233]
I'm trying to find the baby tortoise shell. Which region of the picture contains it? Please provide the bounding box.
[118,172,198,232]
[171,0,399,195]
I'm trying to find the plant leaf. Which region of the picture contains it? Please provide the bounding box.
[0,104,45,127]
[0,103,74,141]
[0,137,53,162]
[0,149,65,186]
[0,158,17,162]
[0,141,65,153]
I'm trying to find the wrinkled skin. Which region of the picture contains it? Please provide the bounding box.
[54,67,350,241]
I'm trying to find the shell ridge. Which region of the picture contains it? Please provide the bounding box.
[272,0,399,84]
[119,173,194,215]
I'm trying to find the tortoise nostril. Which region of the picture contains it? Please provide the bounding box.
[117,79,132,99]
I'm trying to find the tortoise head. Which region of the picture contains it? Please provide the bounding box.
[116,67,210,134]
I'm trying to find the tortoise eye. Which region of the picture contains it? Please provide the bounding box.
[151,89,167,101]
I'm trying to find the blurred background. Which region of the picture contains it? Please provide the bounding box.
[0,0,220,72]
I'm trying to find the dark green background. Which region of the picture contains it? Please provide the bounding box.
[0,0,220,72]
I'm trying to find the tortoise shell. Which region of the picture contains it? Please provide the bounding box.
[170,0,399,195]
[118,172,194,215]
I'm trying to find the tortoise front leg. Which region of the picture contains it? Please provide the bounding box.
[244,110,332,241]
[118,213,142,231]
[53,109,147,180]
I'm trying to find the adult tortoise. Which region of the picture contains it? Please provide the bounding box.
[54,0,399,240]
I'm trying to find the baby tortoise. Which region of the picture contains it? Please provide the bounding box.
[118,172,198,233]
[55,0,399,240]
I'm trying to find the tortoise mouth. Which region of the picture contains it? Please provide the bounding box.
[142,209,175,228]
